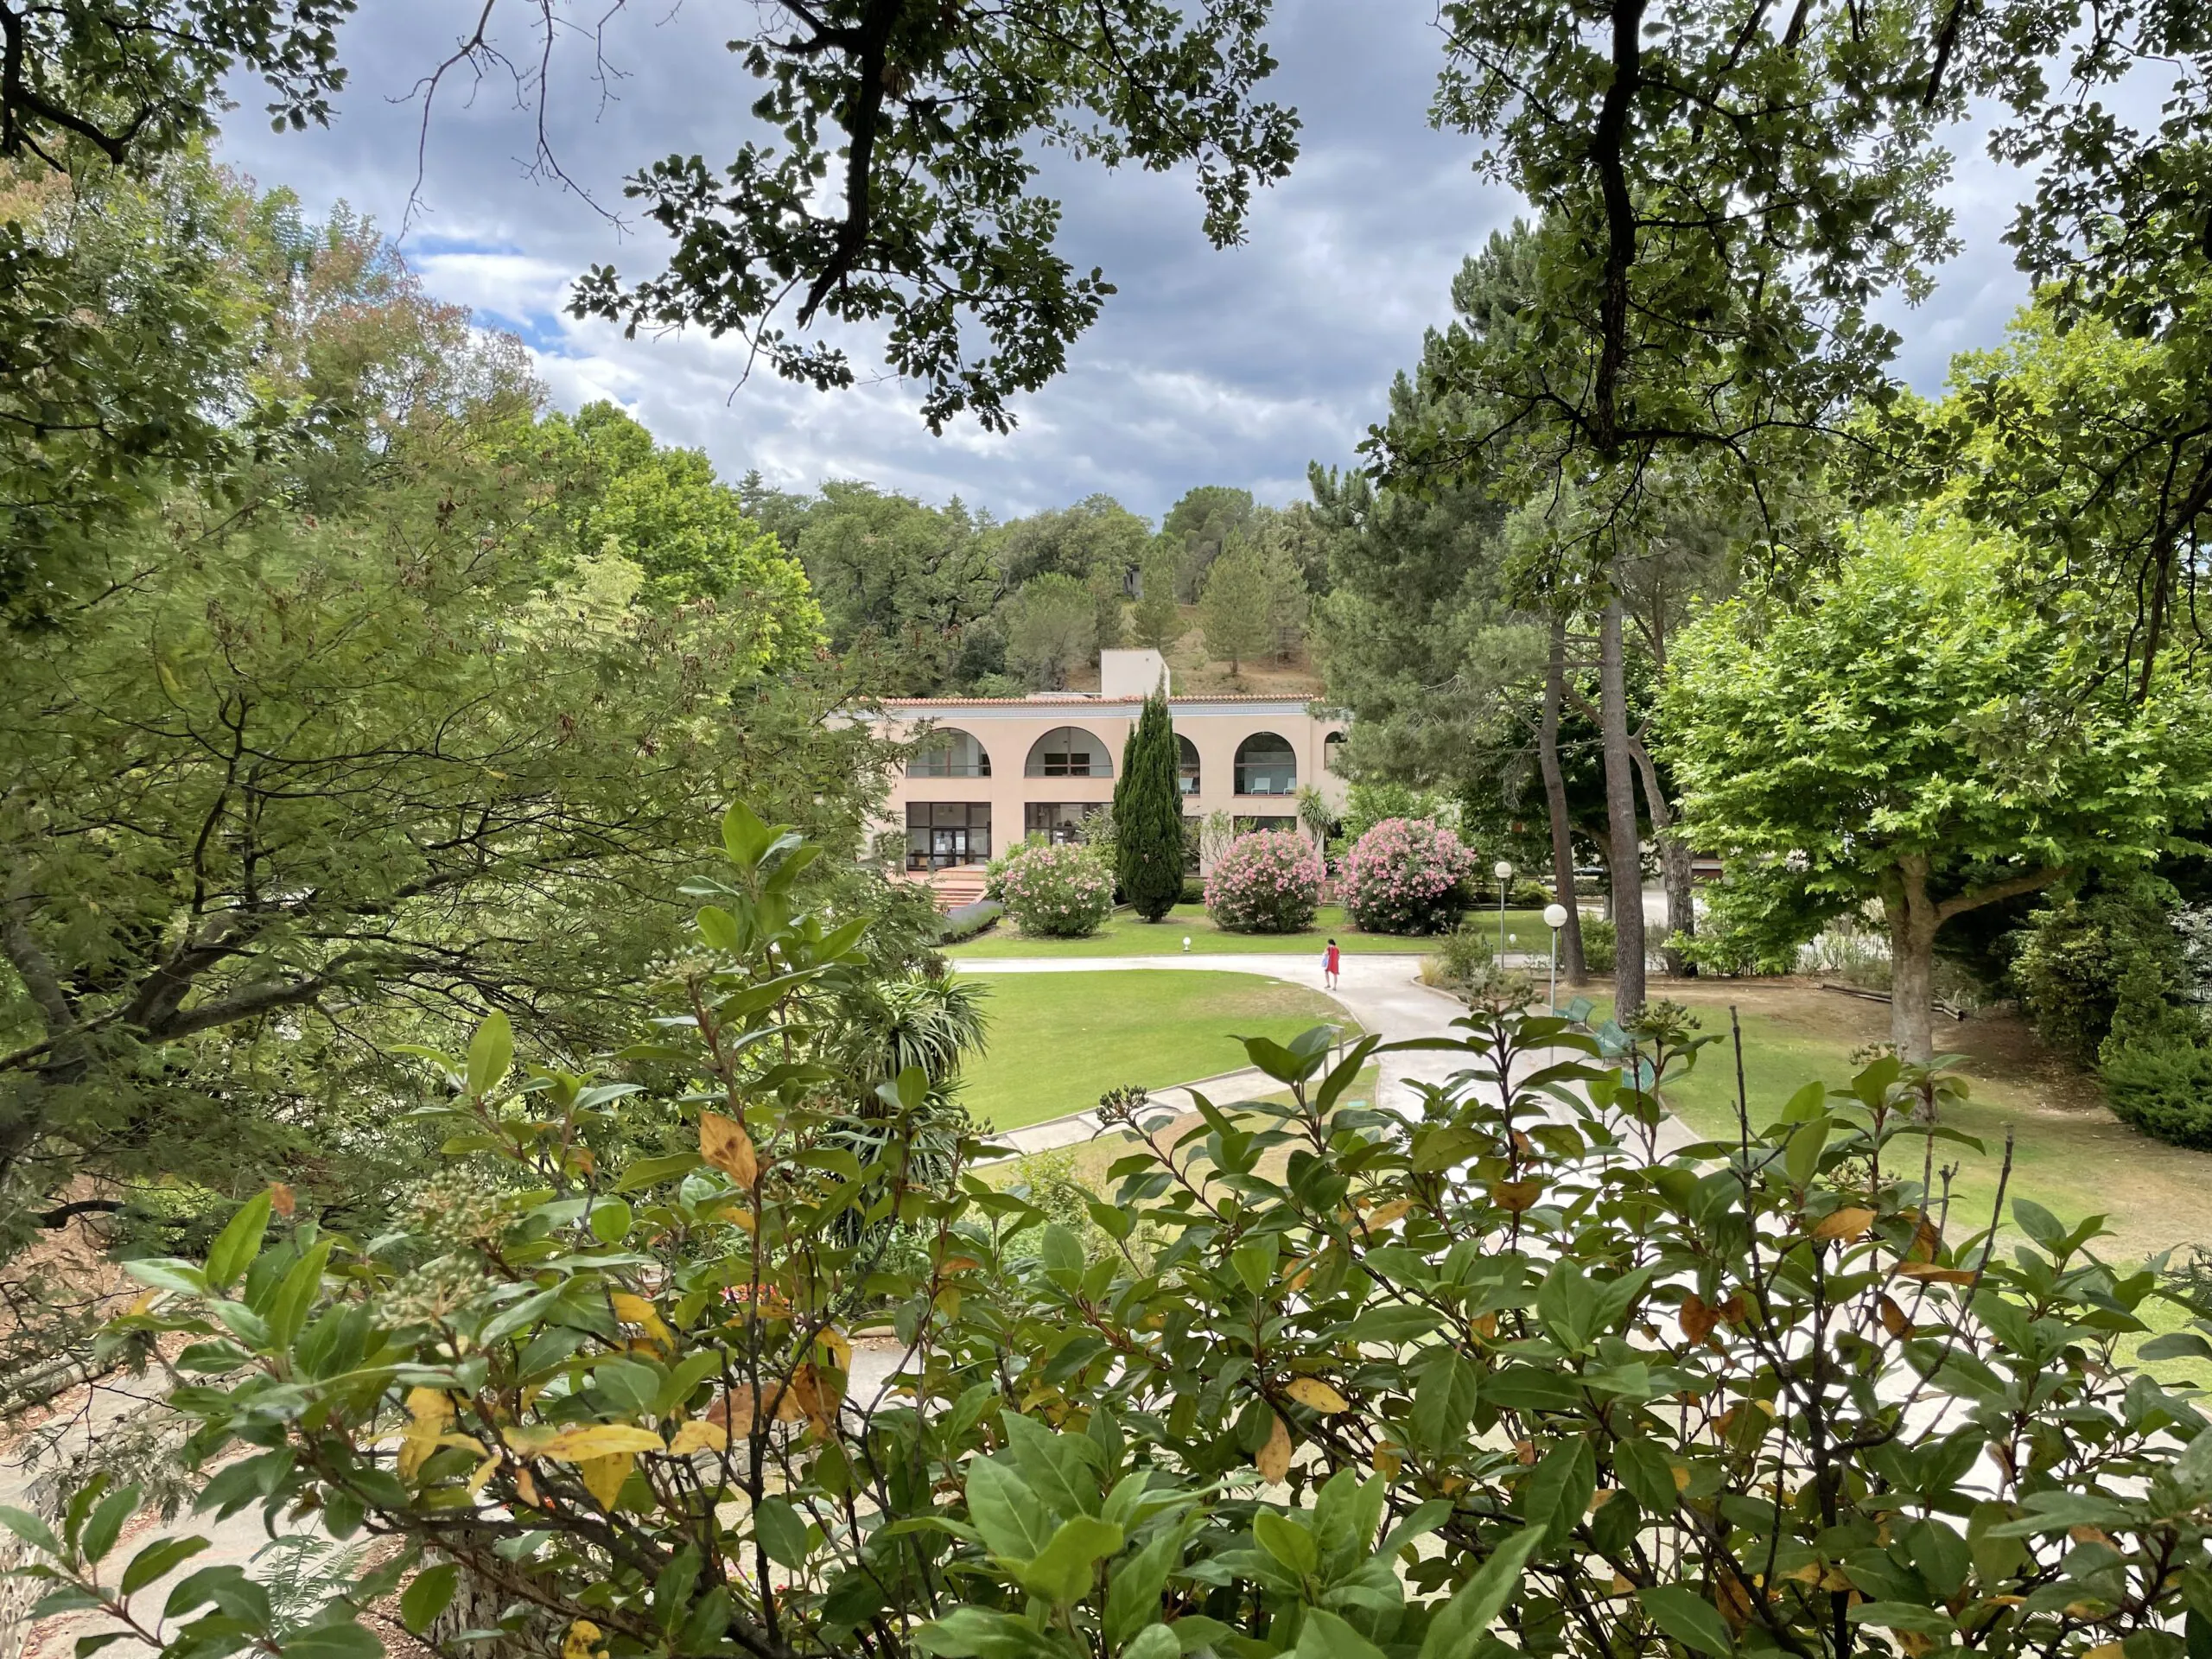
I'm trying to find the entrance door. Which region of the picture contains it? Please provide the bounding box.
[930,826,969,868]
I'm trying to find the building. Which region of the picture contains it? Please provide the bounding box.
[872,650,1348,906]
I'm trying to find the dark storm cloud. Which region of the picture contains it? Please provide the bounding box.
[218,1,2032,523]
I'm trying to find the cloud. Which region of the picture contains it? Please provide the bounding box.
[218,0,2033,522]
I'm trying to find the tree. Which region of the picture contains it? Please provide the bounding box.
[1003,573,1095,690]
[1113,688,1184,921]
[1249,518,1311,663]
[994,494,1148,590]
[1197,540,1272,678]
[1159,484,1255,599]
[797,483,1000,695]
[1129,545,1185,652]
[1666,512,2212,1065]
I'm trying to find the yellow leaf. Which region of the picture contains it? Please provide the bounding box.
[1489,1179,1543,1213]
[1878,1294,1911,1338]
[611,1291,675,1351]
[1255,1413,1293,1483]
[124,1289,157,1318]
[1812,1206,1877,1243]
[467,1453,500,1497]
[1893,1262,1978,1284]
[400,1389,453,1481]
[562,1622,603,1659]
[817,1327,852,1373]
[701,1111,759,1185]
[669,1419,729,1455]
[940,1254,982,1274]
[1363,1200,1414,1229]
[527,1423,666,1462]
[1372,1442,1402,1479]
[579,1452,633,1510]
[516,1467,541,1508]
[270,1182,296,1219]
[1283,1377,1351,1414]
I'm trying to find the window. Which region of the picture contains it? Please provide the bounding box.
[1324,730,1346,773]
[905,803,992,869]
[1233,733,1297,796]
[1177,734,1201,797]
[1235,816,1298,835]
[1025,803,1103,845]
[1025,726,1113,779]
[907,728,991,779]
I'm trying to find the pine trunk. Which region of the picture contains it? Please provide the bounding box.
[1599,597,1646,1020]
[1539,618,1587,984]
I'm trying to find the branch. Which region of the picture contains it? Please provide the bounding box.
[1931,866,2066,925]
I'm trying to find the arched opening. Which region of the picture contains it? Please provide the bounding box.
[1324,730,1347,773]
[906,727,991,779]
[1233,732,1296,797]
[1177,734,1201,798]
[1025,726,1113,779]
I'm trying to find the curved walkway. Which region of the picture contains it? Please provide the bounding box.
[955,954,1479,1154]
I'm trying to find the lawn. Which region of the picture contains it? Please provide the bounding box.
[947,900,1556,960]
[957,970,1357,1130]
[1632,982,2212,1268]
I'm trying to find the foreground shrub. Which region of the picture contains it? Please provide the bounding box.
[1337,816,1475,934]
[1204,829,1320,931]
[995,840,1113,937]
[2102,1027,2212,1147]
[31,809,2212,1659]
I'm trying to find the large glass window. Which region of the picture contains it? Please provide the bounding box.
[907,728,991,779]
[905,803,992,869]
[1025,803,1103,845]
[1235,816,1298,835]
[1177,734,1201,797]
[1025,726,1113,779]
[1233,733,1297,796]
[1324,730,1346,773]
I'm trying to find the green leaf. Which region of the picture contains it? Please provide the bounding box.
[1296,1608,1389,1659]
[1252,1511,1318,1578]
[273,1620,385,1659]
[466,1011,512,1099]
[1847,1603,1959,1635]
[912,1606,1053,1658]
[753,1496,810,1569]
[1104,1530,1182,1649]
[79,1486,139,1564]
[588,1198,632,1246]
[1638,1585,1735,1656]
[613,1152,704,1193]
[1038,1224,1084,1286]
[1411,1349,1479,1453]
[397,1563,459,1634]
[1520,1438,1595,1544]
[204,1192,273,1294]
[1784,1119,1828,1189]
[1122,1629,1181,1659]
[1420,1527,1547,1659]
[965,1458,1052,1561]
[1613,1438,1680,1514]
[1230,1238,1277,1295]
[1013,1513,1123,1606]
[2012,1198,2068,1252]
[0,1505,64,1560]
[119,1535,208,1597]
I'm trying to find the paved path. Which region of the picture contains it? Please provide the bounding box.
[957,954,1495,1154]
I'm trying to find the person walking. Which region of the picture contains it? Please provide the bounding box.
[1322,938,1341,991]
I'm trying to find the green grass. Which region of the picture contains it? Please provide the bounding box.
[947,901,1556,960]
[957,969,1357,1129]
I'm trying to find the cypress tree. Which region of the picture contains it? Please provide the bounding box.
[1115,686,1185,921]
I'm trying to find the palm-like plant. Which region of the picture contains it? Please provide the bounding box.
[821,973,992,1199]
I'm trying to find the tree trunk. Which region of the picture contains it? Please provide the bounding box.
[1624,738,1694,976]
[1539,618,1588,985]
[1598,597,1646,1020]
[1885,859,1939,1072]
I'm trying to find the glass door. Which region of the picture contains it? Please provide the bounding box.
[930,826,969,868]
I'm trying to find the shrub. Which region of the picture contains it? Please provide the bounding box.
[1581,914,1618,972]
[935,898,1002,944]
[1420,923,1494,995]
[1179,875,1205,906]
[1337,817,1475,934]
[995,841,1114,938]
[1204,830,1321,931]
[2101,1025,2212,1147]
[2012,889,2185,1065]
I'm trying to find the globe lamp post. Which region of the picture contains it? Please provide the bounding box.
[1493,861,1513,959]
[1542,902,1569,1007]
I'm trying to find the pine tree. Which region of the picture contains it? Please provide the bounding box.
[1131,548,1185,652]
[1198,543,1272,677]
[1115,687,1185,921]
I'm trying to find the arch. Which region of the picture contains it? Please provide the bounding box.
[1176,734,1201,798]
[1324,730,1347,773]
[906,727,992,779]
[1234,732,1297,797]
[1025,726,1114,779]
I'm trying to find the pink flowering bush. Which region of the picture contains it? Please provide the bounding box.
[1205,830,1321,932]
[996,842,1115,938]
[1338,817,1475,934]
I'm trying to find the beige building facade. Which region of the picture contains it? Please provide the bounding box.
[870,651,1347,902]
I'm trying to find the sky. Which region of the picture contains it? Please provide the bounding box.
[216,1,2040,524]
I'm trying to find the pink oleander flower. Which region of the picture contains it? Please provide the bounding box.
[1338,817,1474,936]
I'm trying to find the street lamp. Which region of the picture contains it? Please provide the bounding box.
[1542,902,1569,1007]
[1493,860,1513,959]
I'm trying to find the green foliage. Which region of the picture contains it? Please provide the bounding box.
[1006,574,1098,691]
[1114,690,1185,923]
[1129,548,1185,653]
[1668,512,2212,1055]
[1159,484,1255,600]
[36,886,2212,1659]
[995,843,1116,938]
[1421,925,1495,995]
[1196,540,1274,677]
[1341,781,1457,845]
[2011,888,2188,1065]
[797,483,1001,695]
[568,7,1297,432]
[1578,916,1618,975]
[938,900,1005,946]
[2101,1026,2212,1149]
[1204,831,1322,933]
